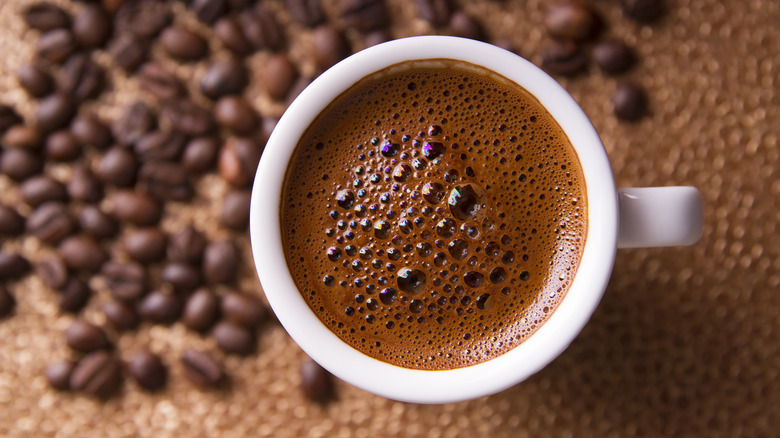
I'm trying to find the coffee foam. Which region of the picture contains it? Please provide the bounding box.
[280,60,587,370]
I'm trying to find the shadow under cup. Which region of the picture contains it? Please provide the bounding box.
[250,36,618,404]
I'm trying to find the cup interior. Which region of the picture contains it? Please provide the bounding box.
[249,36,618,404]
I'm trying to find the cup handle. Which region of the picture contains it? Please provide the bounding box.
[617,187,703,249]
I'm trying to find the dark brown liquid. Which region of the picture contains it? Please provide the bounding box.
[280,60,587,370]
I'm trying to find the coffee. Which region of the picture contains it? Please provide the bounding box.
[280,60,587,370]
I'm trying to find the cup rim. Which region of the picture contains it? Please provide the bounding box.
[250,36,618,404]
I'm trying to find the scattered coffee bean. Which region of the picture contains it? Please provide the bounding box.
[311,26,350,72]
[69,351,122,398]
[240,5,285,52]
[190,0,228,24]
[97,146,138,187]
[115,0,171,38]
[622,0,664,23]
[0,252,31,280]
[285,0,324,27]
[78,207,117,240]
[0,149,43,181]
[23,2,71,32]
[362,29,391,49]
[220,190,251,230]
[259,116,278,144]
[214,17,252,56]
[214,96,257,135]
[123,228,167,264]
[109,34,149,72]
[339,0,389,32]
[65,320,110,353]
[415,0,452,26]
[59,277,92,313]
[0,204,25,236]
[134,129,186,163]
[112,101,156,147]
[200,58,248,100]
[46,359,76,390]
[181,349,223,388]
[161,99,214,136]
[45,130,81,162]
[36,94,75,133]
[613,82,647,121]
[592,40,636,74]
[102,261,146,301]
[67,164,103,203]
[127,350,167,391]
[300,358,334,403]
[544,1,597,41]
[69,114,111,150]
[182,137,220,173]
[20,175,68,207]
[37,28,77,64]
[0,285,15,317]
[160,26,208,61]
[182,288,220,332]
[203,239,240,285]
[58,235,107,272]
[161,262,201,294]
[101,300,139,331]
[137,289,182,324]
[138,161,193,201]
[138,63,185,100]
[2,125,42,150]
[26,202,75,244]
[110,191,161,226]
[35,256,69,289]
[218,137,262,187]
[448,11,485,41]
[168,225,207,265]
[56,53,105,103]
[221,292,267,328]
[262,54,298,101]
[72,5,111,48]
[285,75,312,107]
[540,40,588,76]
[17,63,54,98]
[0,105,22,135]
[213,320,255,355]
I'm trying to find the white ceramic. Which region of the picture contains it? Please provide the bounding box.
[249,36,703,404]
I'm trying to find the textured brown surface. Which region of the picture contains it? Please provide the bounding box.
[0,0,778,437]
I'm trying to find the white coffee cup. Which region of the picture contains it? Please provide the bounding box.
[249,36,702,404]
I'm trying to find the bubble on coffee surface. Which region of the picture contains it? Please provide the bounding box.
[280,60,587,370]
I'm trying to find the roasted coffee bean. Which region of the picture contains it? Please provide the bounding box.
[218,137,263,187]
[101,0,126,14]
[137,290,182,324]
[78,206,117,239]
[182,288,220,332]
[214,96,257,135]
[214,17,252,56]
[161,99,214,136]
[46,359,76,390]
[415,0,452,26]
[65,320,110,353]
[59,235,107,272]
[17,63,54,98]
[72,5,111,48]
[67,164,103,203]
[220,190,251,230]
[56,53,105,103]
[593,40,636,74]
[128,350,167,390]
[123,228,166,264]
[138,63,185,100]
[200,58,248,100]
[544,1,597,40]
[36,94,75,133]
[20,175,68,207]
[181,349,223,388]
[339,0,388,32]
[0,285,15,317]
[102,261,146,301]
[448,11,485,41]
[69,351,122,398]
[622,0,664,23]
[26,202,75,244]
[0,149,43,181]
[240,5,285,52]
[259,116,278,144]
[97,146,138,187]
[0,252,31,280]
[203,239,240,285]
[37,29,77,64]
[221,291,267,328]
[262,54,298,101]
[115,0,171,38]
[134,129,187,162]
[168,225,206,265]
[59,277,92,313]
[70,114,111,149]
[213,320,255,355]
[0,105,22,135]
[23,3,70,31]
[300,358,334,403]
[160,26,208,61]
[35,256,69,289]
[101,300,139,331]
[540,40,588,76]
[161,262,201,294]
[190,0,228,24]
[2,125,42,150]
[362,29,391,49]
[109,34,149,72]
[45,130,81,162]
[138,161,193,201]
[613,82,647,121]
[112,101,155,147]
[109,190,161,226]
[182,137,220,173]
[284,76,312,106]
[0,204,25,236]
[285,0,324,27]
[311,26,350,72]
